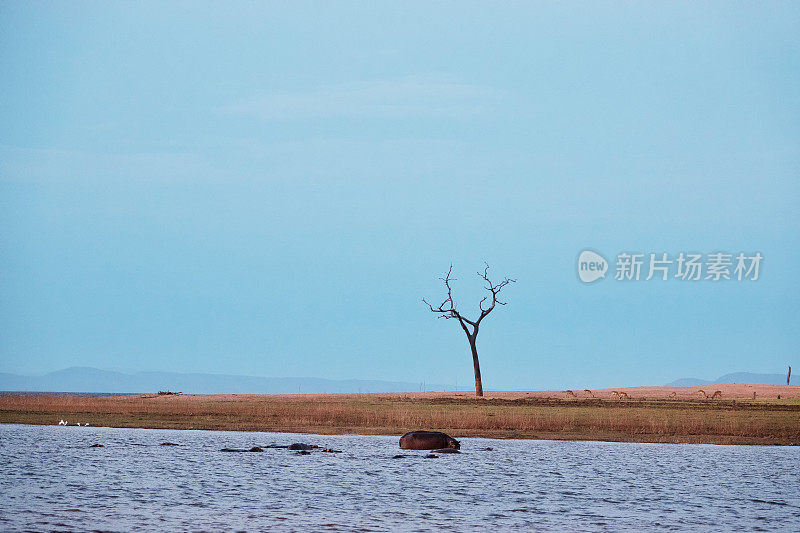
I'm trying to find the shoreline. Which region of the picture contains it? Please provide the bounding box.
[2,384,799,446]
[1,421,796,447]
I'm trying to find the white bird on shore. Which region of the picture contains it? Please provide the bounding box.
[58,419,65,425]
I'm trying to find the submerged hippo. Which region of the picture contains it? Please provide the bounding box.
[220,447,263,452]
[287,443,318,451]
[399,431,460,451]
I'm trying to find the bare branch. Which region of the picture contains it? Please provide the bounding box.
[424,263,513,331]
[474,262,516,325]
[422,297,455,320]
[422,265,459,320]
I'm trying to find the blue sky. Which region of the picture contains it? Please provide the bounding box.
[1,2,798,390]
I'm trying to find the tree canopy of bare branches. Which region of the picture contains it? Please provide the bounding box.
[423,263,515,396]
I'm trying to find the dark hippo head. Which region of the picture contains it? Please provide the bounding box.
[446,437,461,450]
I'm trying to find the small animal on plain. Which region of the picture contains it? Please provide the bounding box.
[584,389,594,397]
[618,391,630,399]
[697,389,708,398]
[711,390,722,399]
[564,390,576,398]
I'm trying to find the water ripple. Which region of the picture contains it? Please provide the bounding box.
[1,424,798,531]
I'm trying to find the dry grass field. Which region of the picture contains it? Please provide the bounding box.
[2,384,799,445]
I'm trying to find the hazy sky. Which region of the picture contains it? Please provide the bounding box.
[1,2,798,390]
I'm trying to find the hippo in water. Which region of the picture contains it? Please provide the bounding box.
[287,443,318,451]
[399,431,460,450]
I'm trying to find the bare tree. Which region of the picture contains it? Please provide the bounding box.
[423,263,515,397]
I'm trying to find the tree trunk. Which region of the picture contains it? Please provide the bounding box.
[469,336,483,397]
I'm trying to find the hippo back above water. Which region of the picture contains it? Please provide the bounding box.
[399,431,460,450]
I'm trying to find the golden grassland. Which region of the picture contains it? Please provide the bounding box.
[2,385,799,445]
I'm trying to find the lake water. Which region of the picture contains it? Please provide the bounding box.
[1,424,798,531]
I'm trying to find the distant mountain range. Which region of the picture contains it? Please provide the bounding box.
[665,372,790,387]
[0,367,446,394]
[1,367,790,394]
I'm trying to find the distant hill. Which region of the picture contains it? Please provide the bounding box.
[665,372,789,387]
[0,367,446,394]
